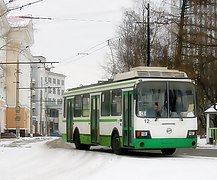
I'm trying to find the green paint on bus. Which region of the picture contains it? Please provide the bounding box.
[133,138,197,149]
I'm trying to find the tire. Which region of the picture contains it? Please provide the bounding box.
[111,132,123,155]
[74,130,82,150]
[81,144,90,150]
[74,130,90,150]
[161,148,176,155]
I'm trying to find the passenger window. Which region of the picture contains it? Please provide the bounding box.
[111,89,122,116]
[82,94,90,117]
[101,91,110,116]
[74,95,82,117]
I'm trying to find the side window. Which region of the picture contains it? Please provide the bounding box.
[74,95,82,117]
[82,94,90,117]
[111,89,122,116]
[101,91,110,116]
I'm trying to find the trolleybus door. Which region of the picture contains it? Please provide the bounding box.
[123,91,134,147]
[66,98,73,142]
[90,95,100,144]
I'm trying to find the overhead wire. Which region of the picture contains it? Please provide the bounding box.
[17,15,114,23]
[59,40,110,66]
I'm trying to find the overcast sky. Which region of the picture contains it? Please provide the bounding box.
[5,0,164,89]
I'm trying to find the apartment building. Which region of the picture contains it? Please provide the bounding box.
[32,56,66,136]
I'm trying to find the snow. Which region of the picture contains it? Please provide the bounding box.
[0,137,217,180]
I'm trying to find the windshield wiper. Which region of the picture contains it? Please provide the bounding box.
[155,112,161,121]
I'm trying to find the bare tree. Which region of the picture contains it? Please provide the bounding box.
[172,0,217,132]
[102,0,172,77]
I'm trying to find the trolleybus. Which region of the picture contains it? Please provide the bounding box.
[63,67,197,155]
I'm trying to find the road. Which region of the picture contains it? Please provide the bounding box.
[90,146,217,158]
[176,148,217,157]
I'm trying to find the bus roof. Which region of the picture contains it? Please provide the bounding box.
[113,66,188,82]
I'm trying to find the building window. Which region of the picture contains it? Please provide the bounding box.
[45,77,47,83]
[57,88,60,95]
[61,90,64,95]
[53,78,56,84]
[61,80,64,86]
[53,88,56,94]
[57,79,60,85]
[57,99,62,105]
[50,109,59,117]
[48,77,51,83]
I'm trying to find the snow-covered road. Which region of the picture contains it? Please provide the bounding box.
[0,137,216,180]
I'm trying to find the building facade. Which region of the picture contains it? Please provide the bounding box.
[5,16,34,136]
[0,0,10,136]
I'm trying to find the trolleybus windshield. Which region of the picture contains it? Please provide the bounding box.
[136,81,196,118]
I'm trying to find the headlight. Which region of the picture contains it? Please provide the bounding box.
[187,130,197,138]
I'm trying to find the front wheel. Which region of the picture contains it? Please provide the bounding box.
[74,130,90,150]
[111,132,123,155]
[161,148,176,155]
[74,130,82,149]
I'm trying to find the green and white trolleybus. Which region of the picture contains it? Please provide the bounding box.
[63,67,197,155]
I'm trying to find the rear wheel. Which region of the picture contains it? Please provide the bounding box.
[161,148,176,155]
[111,132,123,155]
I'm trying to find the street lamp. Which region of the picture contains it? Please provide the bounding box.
[15,46,28,138]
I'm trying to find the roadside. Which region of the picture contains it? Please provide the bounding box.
[0,136,216,150]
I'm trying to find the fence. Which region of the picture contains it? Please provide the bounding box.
[208,128,217,144]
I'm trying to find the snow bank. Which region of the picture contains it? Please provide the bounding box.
[45,137,74,149]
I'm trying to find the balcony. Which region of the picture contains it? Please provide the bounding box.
[32,78,36,85]
[32,89,36,96]
[32,103,36,109]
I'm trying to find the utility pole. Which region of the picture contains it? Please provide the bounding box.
[39,82,43,135]
[15,54,20,138]
[30,72,33,137]
[136,2,151,67]
[108,40,116,77]
[146,3,151,67]
[45,108,48,136]
[15,47,28,138]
